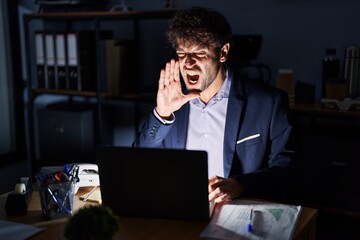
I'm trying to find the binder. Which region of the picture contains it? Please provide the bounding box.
[104,39,121,96]
[66,31,96,91]
[45,33,56,89]
[66,33,79,90]
[78,31,96,91]
[103,39,137,96]
[34,32,45,88]
[55,33,67,90]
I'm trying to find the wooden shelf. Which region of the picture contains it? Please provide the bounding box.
[290,103,360,118]
[32,88,97,97]
[24,9,178,21]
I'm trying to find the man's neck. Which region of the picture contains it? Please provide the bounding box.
[199,65,226,104]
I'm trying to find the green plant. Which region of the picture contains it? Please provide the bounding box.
[64,205,119,240]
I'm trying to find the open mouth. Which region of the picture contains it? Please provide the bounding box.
[187,74,199,84]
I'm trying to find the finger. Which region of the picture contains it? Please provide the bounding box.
[164,61,171,86]
[174,61,180,82]
[183,91,200,103]
[209,176,221,192]
[209,187,228,203]
[209,175,221,182]
[209,176,222,186]
[215,192,228,203]
[169,59,175,82]
[208,187,221,202]
[158,69,165,90]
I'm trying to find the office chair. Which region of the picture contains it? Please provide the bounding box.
[229,34,271,84]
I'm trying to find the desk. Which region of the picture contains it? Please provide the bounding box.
[290,103,360,216]
[291,103,360,118]
[1,187,318,240]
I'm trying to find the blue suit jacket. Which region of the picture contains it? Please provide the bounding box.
[133,75,296,199]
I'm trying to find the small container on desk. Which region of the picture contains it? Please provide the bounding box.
[36,165,78,219]
[38,181,75,219]
[5,177,33,216]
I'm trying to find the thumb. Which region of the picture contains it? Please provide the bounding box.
[183,91,200,102]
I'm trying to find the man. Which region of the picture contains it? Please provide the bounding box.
[133,7,296,204]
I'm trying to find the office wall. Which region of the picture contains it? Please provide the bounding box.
[126,0,360,100]
[111,0,360,146]
[16,1,360,148]
[0,1,29,194]
[0,0,15,154]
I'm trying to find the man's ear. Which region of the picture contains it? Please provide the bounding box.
[220,43,230,62]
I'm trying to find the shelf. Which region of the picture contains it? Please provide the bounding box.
[290,103,360,118]
[32,88,157,102]
[32,88,97,97]
[24,9,178,21]
[23,10,173,172]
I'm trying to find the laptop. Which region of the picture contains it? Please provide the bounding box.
[96,146,212,221]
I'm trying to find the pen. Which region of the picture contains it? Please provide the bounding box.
[64,163,69,174]
[82,186,97,202]
[59,189,71,213]
[247,208,253,232]
[47,187,71,214]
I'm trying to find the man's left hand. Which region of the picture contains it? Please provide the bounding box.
[208,176,245,203]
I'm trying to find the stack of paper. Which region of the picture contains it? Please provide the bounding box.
[201,199,301,240]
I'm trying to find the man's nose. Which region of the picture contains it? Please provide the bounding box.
[185,54,196,66]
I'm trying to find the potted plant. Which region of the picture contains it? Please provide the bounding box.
[64,205,119,240]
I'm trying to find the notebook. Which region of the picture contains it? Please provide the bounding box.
[96,146,212,221]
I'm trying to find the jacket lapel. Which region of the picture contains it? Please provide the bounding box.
[174,103,190,149]
[223,78,246,177]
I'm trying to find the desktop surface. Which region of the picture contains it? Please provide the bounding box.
[0,187,318,240]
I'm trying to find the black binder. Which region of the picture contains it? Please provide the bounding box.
[78,31,96,91]
[66,31,96,91]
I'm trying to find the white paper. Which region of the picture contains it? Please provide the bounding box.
[201,199,302,240]
[0,220,43,240]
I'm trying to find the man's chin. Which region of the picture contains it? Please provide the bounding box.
[185,86,202,93]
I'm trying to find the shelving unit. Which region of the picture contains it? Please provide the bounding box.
[23,10,176,172]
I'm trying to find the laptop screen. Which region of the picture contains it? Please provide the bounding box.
[96,146,210,221]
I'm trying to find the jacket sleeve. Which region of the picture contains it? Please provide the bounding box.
[132,111,173,148]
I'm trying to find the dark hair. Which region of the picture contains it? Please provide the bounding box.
[166,7,232,54]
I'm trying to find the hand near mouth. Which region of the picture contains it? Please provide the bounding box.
[155,59,200,119]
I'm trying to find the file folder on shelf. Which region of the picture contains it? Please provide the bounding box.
[104,39,120,96]
[78,31,96,91]
[45,33,56,89]
[33,31,97,92]
[66,33,79,91]
[66,31,96,91]
[34,32,45,89]
[55,33,67,90]
[103,39,137,96]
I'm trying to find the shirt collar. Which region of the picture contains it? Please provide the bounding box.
[190,65,232,106]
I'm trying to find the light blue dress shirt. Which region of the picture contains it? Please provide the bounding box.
[186,69,232,177]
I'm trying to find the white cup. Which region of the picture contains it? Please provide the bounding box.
[14,183,26,194]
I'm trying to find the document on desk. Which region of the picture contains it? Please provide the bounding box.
[0,220,43,240]
[201,199,301,240]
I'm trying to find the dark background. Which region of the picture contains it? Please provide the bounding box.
[1,1,359,238]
